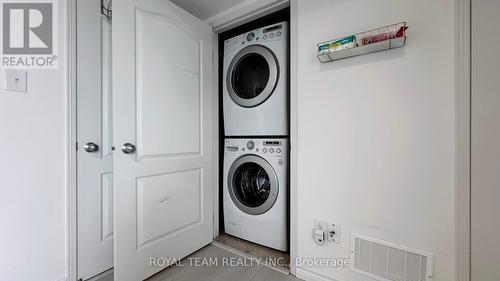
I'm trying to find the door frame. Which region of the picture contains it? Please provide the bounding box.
[67,0,78,280]
[289,0,298,275]
[209,0,296,275]
[67,0,296,280]
[456,0,471,281]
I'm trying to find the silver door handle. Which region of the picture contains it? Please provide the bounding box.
[121,143,136,154]
[83,142,99,153]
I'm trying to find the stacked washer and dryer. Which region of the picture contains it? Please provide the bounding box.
[222,22,289,251]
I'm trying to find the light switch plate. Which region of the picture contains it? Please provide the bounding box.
[4,69,27,93]
[315,219,341,244]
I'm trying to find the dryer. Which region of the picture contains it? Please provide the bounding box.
[223,138,288,251]
[223,22,288,136]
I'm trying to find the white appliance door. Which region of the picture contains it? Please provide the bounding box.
[226,45,279,108]
[112,0,214,280]
[227,155,279,215]
[77,0,113,279]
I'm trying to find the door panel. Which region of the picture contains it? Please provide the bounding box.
[137,169,202,248]
[101,173,114,241]
[136,9,202,158]
[77,0,114,279]
[113,0,214,280]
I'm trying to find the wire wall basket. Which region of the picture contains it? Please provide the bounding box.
[101,0,112,23]
[317,22,408,63]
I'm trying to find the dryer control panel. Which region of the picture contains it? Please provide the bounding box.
[225,139,287,156]
[261,140,284,154]
[224,21,288,49]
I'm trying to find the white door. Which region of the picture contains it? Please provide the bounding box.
[77,0,114,279]
[112,0,214,280]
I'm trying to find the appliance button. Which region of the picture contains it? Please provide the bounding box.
[277,31,282,36]
[276,148,281,153]
[269,148,274,153]
[263,35,268,39]
[247,141,255,150]
[269,33,275,38]
[263,148,267,153]
[247,32,255,41]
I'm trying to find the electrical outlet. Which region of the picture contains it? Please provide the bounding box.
[314,229,325,245]
[326,223,340,243]
[314,219,341,244]
[4,69,27,93]
[313,219,325,245]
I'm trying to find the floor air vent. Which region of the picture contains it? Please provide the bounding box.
[350,233,433,281]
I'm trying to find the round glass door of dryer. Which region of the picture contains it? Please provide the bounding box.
[227,45,279,108]
[227,155,279,215]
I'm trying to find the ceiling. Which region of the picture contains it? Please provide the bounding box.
[170,0,250,21]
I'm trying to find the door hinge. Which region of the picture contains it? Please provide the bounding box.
[76,142,78,151]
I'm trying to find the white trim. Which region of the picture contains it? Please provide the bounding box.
[456,1,471,281]
[295,267,344,281]
[289,0,298,277]
[66,0,78,280]
[210,4,299,277]
[208,0,289,33]
[212,31,220,239]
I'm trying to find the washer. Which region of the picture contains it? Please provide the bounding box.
[223,138,288,251]
[223,22,288,136]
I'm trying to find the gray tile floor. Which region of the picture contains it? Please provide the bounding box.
[95,244,302,281]
[214,233,290,272]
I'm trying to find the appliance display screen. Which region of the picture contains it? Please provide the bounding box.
[263,25,282,33]
[264,141,281,146]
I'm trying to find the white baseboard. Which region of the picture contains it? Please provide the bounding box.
[295,267,343,281]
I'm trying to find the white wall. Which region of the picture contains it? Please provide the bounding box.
[0,1,68,281]
[0,1,459,280]
[294,0,456,280]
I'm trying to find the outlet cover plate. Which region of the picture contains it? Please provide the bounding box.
[327,223,341,243]
[315,219,341,243]
[4,69,27,93]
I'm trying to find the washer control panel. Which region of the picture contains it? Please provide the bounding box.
[224,22,287,48]
[225,139,286,155]
[262,140,284,154]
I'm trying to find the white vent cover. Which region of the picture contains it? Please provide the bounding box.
[350,233,433,281]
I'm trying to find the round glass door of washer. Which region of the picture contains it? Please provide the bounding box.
[227,155,279,215]
[227,45,279,108]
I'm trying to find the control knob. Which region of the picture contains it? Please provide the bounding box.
[247,141,255,150]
